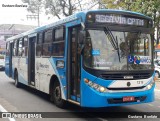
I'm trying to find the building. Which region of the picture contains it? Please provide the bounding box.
[0,24,35,54]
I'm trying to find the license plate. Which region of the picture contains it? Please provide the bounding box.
[123,96,135,102]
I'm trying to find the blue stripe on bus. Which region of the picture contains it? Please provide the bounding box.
[81,68,155,107]
[85,9,152,19]
[49,58,67,99]
[81,83,155,107]
[18,73,28,85]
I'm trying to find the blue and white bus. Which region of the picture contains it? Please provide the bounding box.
[5,9,155,108]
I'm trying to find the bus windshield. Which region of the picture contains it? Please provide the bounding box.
[83,29,152,70]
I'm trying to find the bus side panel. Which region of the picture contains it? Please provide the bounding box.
[34,57,67,100]
[12,57,19,70]
[11,57,29,85]
[11,62,15,79]
[18,57,28,85]
[5,56,10,76]
[49,58,67,100]
[35,58,56,94]
[12,57,25,83]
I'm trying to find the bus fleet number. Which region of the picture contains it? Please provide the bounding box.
[137,81,143,85]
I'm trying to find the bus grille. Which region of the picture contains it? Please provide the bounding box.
[107,86,145,90]
[100,72,152,80]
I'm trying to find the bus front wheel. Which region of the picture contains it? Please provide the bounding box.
[53,81,66,108]
[14,71,21,88]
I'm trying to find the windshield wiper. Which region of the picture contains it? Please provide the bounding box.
[104,27,117,50]
[115,36,121,62]
[104,27,121,62]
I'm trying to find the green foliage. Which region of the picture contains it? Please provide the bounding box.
[103,0,160,25]
[102,0,126,9]
[103,0,160,39]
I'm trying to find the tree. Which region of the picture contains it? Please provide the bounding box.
[102,0,126,9]
[103,0,160,42]
[22,0,43,14]
[103,0,160,24]
[22,0,97,19]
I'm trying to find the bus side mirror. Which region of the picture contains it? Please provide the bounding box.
[79,31,85,45]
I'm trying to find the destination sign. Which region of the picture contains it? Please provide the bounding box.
[95,14,144,26]
[87,13,151,27]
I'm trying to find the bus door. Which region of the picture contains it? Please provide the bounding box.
[5,42,13,77]
[9,42,13,77]
[28,35,36,86]
[68,26,81,102]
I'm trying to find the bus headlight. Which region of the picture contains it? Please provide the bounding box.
[145,79,155,90]
[99,87,105,92]
[84,78,108,92]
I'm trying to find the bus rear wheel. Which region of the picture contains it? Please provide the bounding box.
[14,71,21,88]
[52,81,66,108]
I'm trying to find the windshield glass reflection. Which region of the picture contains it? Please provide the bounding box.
[83,29,152,70]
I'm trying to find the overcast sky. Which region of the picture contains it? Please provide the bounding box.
[0,0,56,26]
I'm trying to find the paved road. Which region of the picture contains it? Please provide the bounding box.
[0,72,160,121]
[155,80,160,90]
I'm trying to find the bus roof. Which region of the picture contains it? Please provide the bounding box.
[85,9,152,19]
[6,9,152,42]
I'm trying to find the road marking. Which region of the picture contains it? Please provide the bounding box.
[96,117,108,121]
[148,104,154,107]
[0,105,16,121]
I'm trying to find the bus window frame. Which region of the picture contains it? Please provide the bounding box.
[13,39,19,56]
[36,31,44,57]
[50,26,65,58]
[18,38,24,57]
[6,42,10,56]
[22,36,28,58]
[42,28,53,58]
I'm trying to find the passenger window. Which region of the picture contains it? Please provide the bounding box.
[36,32,43,56]
[42,44,52,56]
[51,27,65,56]
[22,37,28,57]
[55,27,64,41]
[13,40,18,56]
[37,32,43,44]
[18,39,23,56]
[44,29,53,43]
[51,42,64,56]
[39,27,65,57]
[24,37,28,46]
[36,45,42,56]
[41,29,53,56]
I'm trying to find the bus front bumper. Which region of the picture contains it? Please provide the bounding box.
[81,84,155,107]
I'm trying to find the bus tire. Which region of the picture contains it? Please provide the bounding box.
[14,71,21,88]
[53,81,66,108]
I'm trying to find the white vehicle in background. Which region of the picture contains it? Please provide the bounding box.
[0,55,5,71]
[154,59,160,78]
